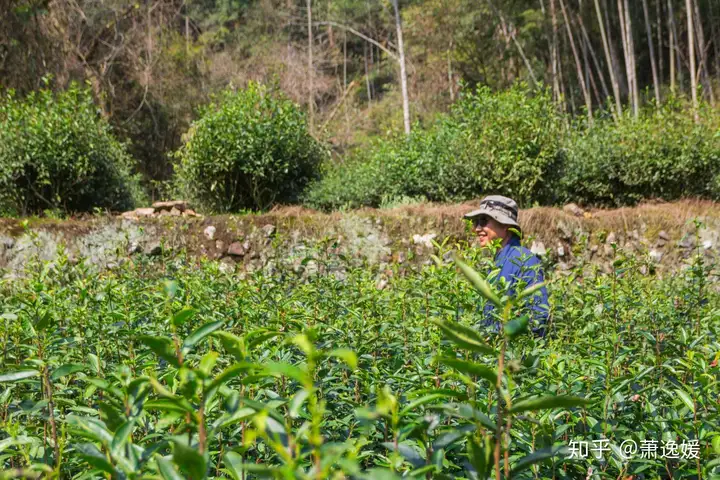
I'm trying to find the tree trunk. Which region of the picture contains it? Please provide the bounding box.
[692,0,715,104]
[710,0,720,78]
[550,0,560,103]
[559,0,592,122]
[656,0,664,83]
[391,0,411,135]
[668,0,683,90]
[686,0,699,121]
[448,40,454,102]
[592,0,623,116]
[307,0,314,131]
[618,0,638,116]
[642,0,661,105]
[363,42,372,103]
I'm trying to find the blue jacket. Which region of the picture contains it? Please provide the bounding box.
[482,236,549,336]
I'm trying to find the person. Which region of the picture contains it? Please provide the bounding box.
[464,195,549,336]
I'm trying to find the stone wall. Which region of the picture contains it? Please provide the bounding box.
[1,200,719,278]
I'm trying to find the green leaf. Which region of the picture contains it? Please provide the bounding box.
[204,363,255,397]
[66,415,114,446]
[213,331,246,362]
[432,319,494,355]
[0,370,40,383]
[51,363,86,380]
[172,307,196,327]
[454,257,503,308]
[289,389,310,418]
[712,435,720,455]
[172,440,207,479]
[439,358,497,385]
[510,446,568,475]
[674,388,695,413]
[399,393,448,416]
[223,451,245,480]
[504,315,529,339]
[182,320,224,353]
[157,456,185,480]
[262,361,310,386]
[327,348,358,370]
[510,395,591,414]
[111,419,136,456]
[145,399,196,415]
[518,281,548,300]
[74,442,117,475]
[139,336,180,367]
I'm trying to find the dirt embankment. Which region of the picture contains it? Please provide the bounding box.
[1,200,719,277]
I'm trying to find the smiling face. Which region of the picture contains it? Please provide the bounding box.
[472,215,510,248]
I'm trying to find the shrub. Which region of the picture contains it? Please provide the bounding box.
[305,83,564,210]
[559,101,720,206]
[173,82,327,213]
[0,84,143,216]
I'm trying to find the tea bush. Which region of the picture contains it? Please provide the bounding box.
[1,231,718,478]
[305,84,564,210]
[559,102,720,206]
[0,84,143,216]
[174,83,327,213]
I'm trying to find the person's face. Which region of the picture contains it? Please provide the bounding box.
[472,215,509,248]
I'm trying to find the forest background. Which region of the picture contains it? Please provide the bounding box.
[2,0,720,214]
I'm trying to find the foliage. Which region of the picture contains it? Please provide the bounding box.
[306,84,563,210]
[1,228,719,478]
[559,101,720,206]
[0,84,144,216]
[174,82,327,213]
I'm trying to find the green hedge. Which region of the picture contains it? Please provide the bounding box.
[306,87,720,210]
[0,85,143,216]
[559,102,720,206]
[305,84,564,210]
[173,83,327,213]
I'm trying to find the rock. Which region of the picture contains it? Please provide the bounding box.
[563,203,584,217]
[227,241,246,256]
[215,240,226,253]
[218,257,235,273]
[204,226,216,240]
[158,209,170,217]
[606,232,617,244]
[135,207,155,217]
[557,245,565,257]
[649,249,663,262]
[703,240,713,250]
[603,244,614,257]
[556,221,573,240]
[127,241,141,255]
[658,230,670,241]
[121,210,138,219]
[376,277,388,290]
[183,209,199,218]
[262,225,276,238]
[152,200,187,212]
[531,241,547,256]
[557,262,571,271]
[590,244,599,254]
[679,236,696,249]
[144,242,162,256]
[412,233,437,248]
[170,207,182,216]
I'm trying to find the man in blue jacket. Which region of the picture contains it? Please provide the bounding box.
[464,195,549,336]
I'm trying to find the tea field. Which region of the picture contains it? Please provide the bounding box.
[1,238,719,479]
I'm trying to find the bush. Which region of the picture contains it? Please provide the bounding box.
[305,84,564,210]
[173,83,327,213]
[0,84,143,216]
[559,102,720,206]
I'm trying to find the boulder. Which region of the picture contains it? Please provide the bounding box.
[152,200,187,212]
[203,226,216,240]
[227,241,246,256]
[563,203,584,217]
[262,224,276,238]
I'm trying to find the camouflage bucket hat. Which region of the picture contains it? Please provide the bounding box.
[464,195,520,230]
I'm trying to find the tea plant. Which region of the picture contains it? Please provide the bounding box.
[0,237,719,478]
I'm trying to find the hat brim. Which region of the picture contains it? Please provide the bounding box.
[464,208,520,230]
